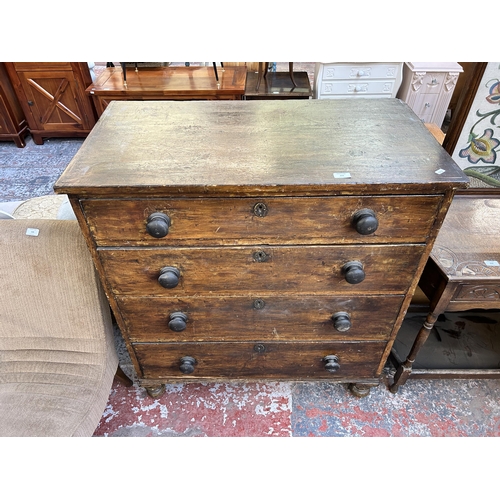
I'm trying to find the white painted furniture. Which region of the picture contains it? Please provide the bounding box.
[313,62,403,99]
[397,62,463,128]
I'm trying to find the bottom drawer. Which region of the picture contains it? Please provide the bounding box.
[320,80,395,97]
[133,341,386,380]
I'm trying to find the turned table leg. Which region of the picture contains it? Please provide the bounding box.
[390,313,438,393]
[390,283,454,393]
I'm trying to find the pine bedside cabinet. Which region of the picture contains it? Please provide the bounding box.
[54,99,468,398]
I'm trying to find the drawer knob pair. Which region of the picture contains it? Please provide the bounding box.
[146,212,171,238]
[352,209,378,235]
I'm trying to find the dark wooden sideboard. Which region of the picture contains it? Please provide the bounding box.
[54,99,468,398]
[0,62,29,147]
[4,62,97,144]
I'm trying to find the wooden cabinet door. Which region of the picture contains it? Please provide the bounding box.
[16,69,93,132]
[5,62,97,144]
[0,62,28,147]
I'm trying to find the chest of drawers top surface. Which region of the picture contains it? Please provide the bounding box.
[54,99,468,197]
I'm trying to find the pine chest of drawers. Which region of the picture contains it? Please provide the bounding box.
[54,99,468,397]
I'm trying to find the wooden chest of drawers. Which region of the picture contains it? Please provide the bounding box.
[54,99,468,397]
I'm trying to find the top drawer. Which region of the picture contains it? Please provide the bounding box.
[321,64,401,81]
[80,195,442,247]
[421,72,445,94]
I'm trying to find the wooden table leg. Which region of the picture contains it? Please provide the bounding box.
[289,62,297,88]
[390,313,438,393]
[120,62,127,86]
[390,287,454,393]
[256,62,267,91]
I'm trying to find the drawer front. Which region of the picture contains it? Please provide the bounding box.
[99,244,424,296]
[80,196,442,247]
[421,72,445,94]
[322,64,400,81]
[133,341,386,380]
[118,295,404,342]
[413,93,440,121]
[453,283,500,303]
[319,80,396,97]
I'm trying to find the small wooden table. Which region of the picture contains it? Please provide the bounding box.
[390,195,500,392]
[87,66,247,116]
[244,71,312,99]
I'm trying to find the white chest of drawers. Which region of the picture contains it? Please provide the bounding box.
[313,62,403,99]
[396,62,463,128]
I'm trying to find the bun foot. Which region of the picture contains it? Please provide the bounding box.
[348,383,377,398]
[146,385,166,398]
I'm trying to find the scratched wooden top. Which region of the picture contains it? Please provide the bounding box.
[431,196,500,279]
[54,99,469,197]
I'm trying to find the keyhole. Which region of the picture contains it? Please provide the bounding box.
[253,299,266,309]
[253,250,269,262]
[253,202,268,217]
[254,344,266,353]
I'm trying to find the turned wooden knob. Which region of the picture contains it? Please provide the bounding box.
[332,312,351,332]
[352,209,378,235]
[342,261,365,284]
[179,356,196,374]
[146,212,171,238]
[168,312,187,332]
[323,355,340,373]
[158,267,180,289]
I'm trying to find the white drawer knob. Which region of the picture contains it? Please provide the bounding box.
[358,70,365,77]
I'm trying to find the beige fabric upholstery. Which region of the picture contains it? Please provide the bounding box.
[0,220,118,436]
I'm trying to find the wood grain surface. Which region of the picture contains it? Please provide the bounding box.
[98,244,425,296]
[134,340,386,379]
[81,195,442,246]
[118,294,404,342]
[54,99,469,196]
